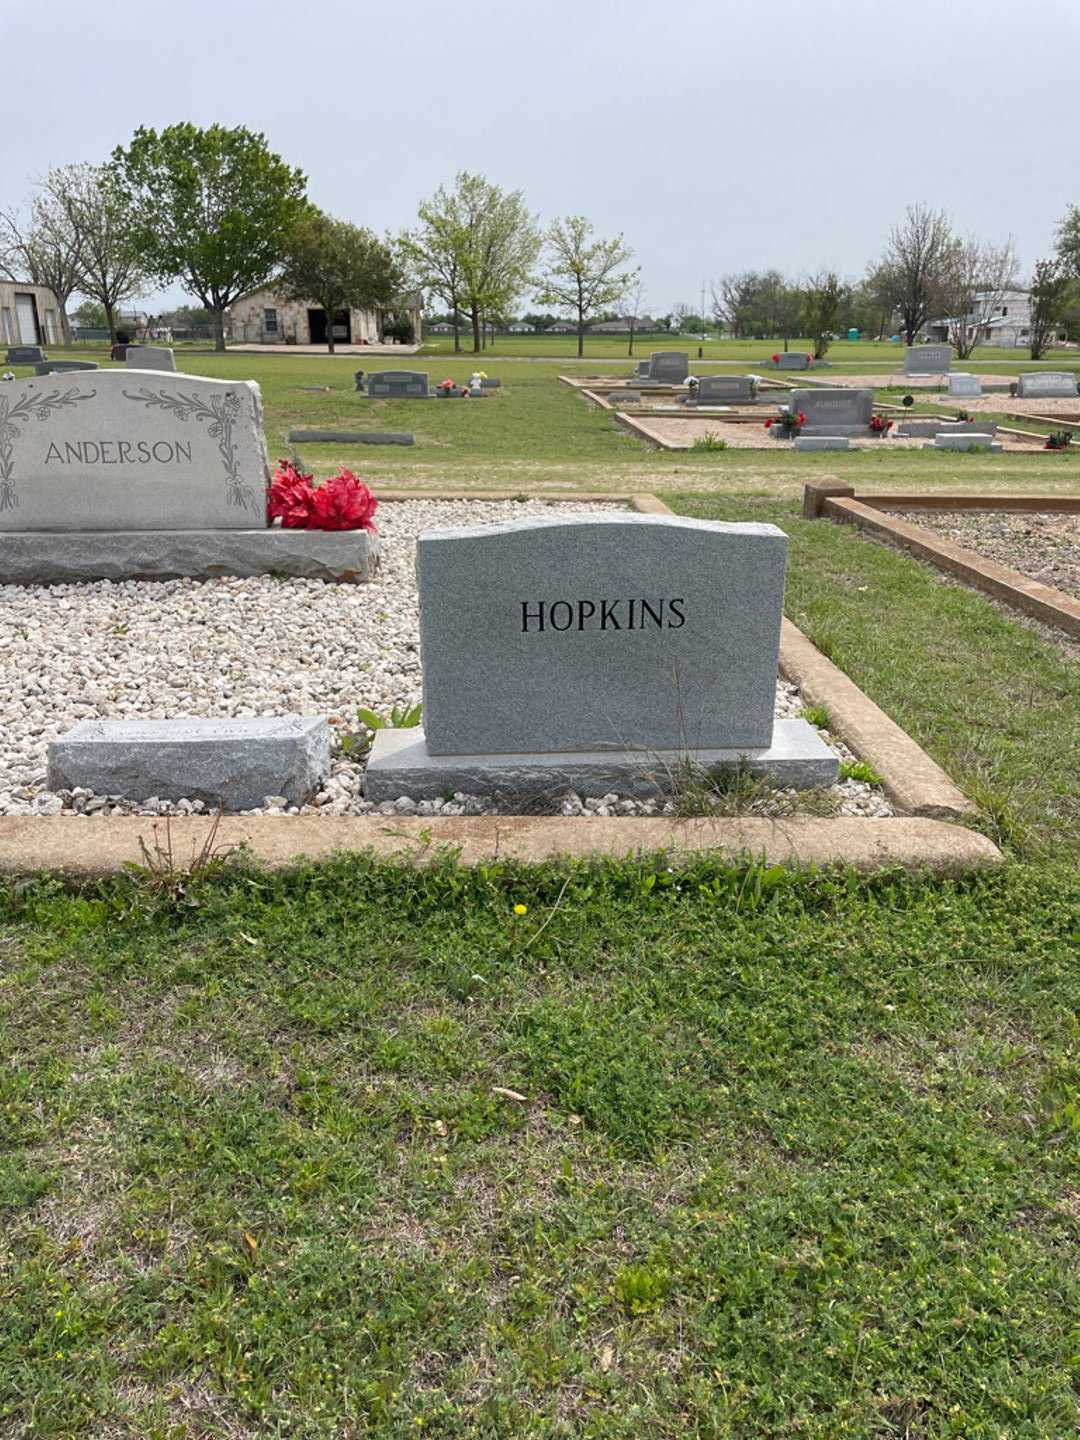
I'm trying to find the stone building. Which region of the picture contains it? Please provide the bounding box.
[0,279,65,347]
[228,286,423,346]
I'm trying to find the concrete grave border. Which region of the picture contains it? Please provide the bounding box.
[0,491,1001,875]
[804,483,1080,640]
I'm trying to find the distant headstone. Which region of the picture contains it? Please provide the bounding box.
[608,391,641,404]
[35,360,99,374]
[696,375,755,404]
[1016,372,1077,398]
[788,388,873,428]
[367,370,430,398]
[4,346,45,365]
[774,353,809,370]
[648,351,689,383]
[905,345,952,374]
[125,345,177,372]
[794,436,850,451]
[366,513,837,798]
[948,373,982,397]
[0,370,268,530]
[634,360,650,378]
[48,716,331,809]
[480,378,500,388]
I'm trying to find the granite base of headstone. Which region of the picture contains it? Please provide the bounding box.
[480,378,500,388]
[794,436,850,451]
[0,526,380,585]
[367,720,838,800]
[48,716,331,809]
[930,434,1001,452]
[898,420,997,438]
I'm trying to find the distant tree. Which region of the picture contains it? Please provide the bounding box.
[0,167,91,344]
[875,204,954,345]
[627,275,647,357]
[801,271,842,358]
[113,123,307,351]
[401,183,469,353]
[855,266,897,340]
[278,211,400,354]
[1054,203,1080,279]
[44,163,148,345]
[938,236,1018,359]
[71,298,108,329]
[534,216,635,357]
[521,311,558,331]
[1028,257,1071,359]
[711,273,759,338]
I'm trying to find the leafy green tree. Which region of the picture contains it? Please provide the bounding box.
[401,184,469,353]
[534,216,636,357]
[54,164,147,345]
[112,123,307,351]
[279,211,401,354]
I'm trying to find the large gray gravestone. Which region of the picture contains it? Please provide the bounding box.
[0,369,268,530]
[905,345,952,374]
[423,514,784,753]
[789,388,873,428]
[1016,372,1077,399]
[774,352,810,370]
[696,375,755,404]
[367,370,430,398]
[126,345,177,372]
[648,352,689,383]
[48,716,331,809]
[4,345,45,365]
[366,512,837,798]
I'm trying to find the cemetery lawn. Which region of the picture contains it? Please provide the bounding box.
[15,347,1080,495]
[2,854,1078,1439]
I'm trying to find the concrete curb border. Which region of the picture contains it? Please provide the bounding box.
[812,489,1080,640]
[0,814,1002,878]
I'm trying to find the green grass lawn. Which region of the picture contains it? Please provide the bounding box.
[11,348,1080,494]
[3,494,1080,1436]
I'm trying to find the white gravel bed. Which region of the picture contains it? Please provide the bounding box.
[0,498,892,821]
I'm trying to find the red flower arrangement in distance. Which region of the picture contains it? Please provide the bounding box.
[869,414,894,434]
[268,460,378,532]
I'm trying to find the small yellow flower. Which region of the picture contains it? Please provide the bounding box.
[513,904,528,915]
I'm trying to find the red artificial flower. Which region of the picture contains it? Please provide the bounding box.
[268,459,317,529]
[308,469,379,532]
[772,354,780,364]
[806,353,812,362]
[764,419,771,429]
[798,411,807,425]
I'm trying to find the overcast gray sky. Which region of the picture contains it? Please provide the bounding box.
[2,0,1076,315]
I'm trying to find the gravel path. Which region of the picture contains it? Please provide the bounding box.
[0,498,891,820]
[894,509,1080,599]
[636,418,1041,452]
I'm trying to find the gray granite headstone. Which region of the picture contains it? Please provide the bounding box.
[648,352,689,383]
[788,388,873,427]
[696,375,755,404]
[948,373,981,397]
[774,352,810,370]
[367,370,430,398]
[418,513,787,755]
[48,716,330,809]
[5,345,46,365]
[904,345,952,374]
[0,369,269,530]
[35,360,99,374]
[1016,372,1077,398]
[931,433,1001,452]
[126,345,177,372]
[608,391,641,404]
[897,419,997,438]
[635,360,650,378]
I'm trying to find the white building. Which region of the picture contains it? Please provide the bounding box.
[228,286,422,346]
[0,279,64,347]
[927,290,1033,348]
